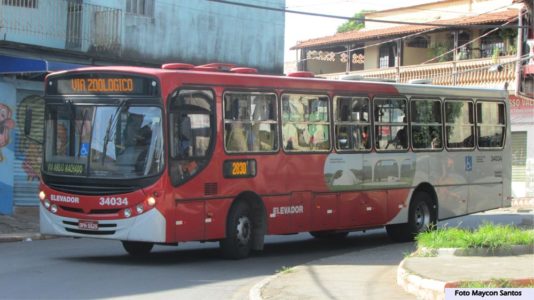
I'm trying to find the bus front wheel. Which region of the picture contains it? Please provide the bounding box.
[386,191,436,242]
[220,201,253,259]
[122,241,154,257]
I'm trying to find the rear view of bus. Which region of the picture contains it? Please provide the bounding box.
[38,71,165,255]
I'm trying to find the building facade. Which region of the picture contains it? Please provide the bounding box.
[290,0,534,199]
[0,0,286,214]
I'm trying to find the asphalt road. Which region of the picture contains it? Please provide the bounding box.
[0,208,531,300]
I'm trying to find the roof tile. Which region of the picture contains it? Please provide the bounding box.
[291,9,519,50]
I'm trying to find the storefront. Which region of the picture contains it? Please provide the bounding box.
[510,95,534,198]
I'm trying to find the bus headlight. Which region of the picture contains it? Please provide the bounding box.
[50,205,58,214]
[44,200,51,209]
[147,197,156,207]
[39,191,46,201]
[124,208,132,218]
[136,204,144,214]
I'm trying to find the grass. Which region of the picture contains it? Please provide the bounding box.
[415,223,534,249]
[458,279,534,288]
[276,266,294,274]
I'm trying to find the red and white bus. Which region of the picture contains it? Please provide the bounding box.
[35,63,511,258]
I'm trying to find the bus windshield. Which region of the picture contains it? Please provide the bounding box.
[43,102,164,179]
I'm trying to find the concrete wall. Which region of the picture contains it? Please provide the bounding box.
[365,0,519,30]
[1,0,285,74]
[121,0,285,73]
[0,0,68,49]
[364,42,380,70]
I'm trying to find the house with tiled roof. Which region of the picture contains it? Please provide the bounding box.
[291,0,530,90]
[291,0,534,198]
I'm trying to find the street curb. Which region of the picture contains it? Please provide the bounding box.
[397,258,447,300]
[0,233,53,243]
[248,272,282,300]
[416,244,534,257]
[397,257,534,300]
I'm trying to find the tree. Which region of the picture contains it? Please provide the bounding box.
[336,11,372,33]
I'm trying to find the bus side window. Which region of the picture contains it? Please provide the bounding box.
[224,92,278,153]
[445,100,474,150]
[373,97,407,151]
[477,101,505,149]
[282,94,330,152]
[410,99,442,151]
[334,96,370,152]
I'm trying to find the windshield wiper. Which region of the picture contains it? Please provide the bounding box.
[102,100,127,163]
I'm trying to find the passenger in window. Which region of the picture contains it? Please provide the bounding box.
[395,118,408,149]
[430,129,441,149]
[180,115,192,157]
[353,127,370,150]
[226,123,248,152]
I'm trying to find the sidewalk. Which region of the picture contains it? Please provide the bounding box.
[254,204,534,300]
[0,206,41,242]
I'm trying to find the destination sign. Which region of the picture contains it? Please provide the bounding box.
[46,73,159,96]
[46,162,85,176]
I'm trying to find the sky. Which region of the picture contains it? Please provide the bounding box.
[284,0,434,62]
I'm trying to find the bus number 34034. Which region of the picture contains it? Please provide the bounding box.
[99,197,129,206]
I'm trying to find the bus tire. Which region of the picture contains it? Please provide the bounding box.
[122,241,154,256]
[309,231,349,240]
[386,191,436,242]
[220,201,253,259]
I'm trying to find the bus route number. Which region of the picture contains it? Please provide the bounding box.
[223,159,256,178]
[232,161,248,176]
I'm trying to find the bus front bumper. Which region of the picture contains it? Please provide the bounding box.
[40,204,166,243]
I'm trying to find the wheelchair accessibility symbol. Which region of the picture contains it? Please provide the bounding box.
[80,143,89,157]
[465,156,472,172]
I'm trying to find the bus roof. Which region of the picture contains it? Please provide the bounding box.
[47,65,509,100]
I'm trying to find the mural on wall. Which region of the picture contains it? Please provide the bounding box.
[16,95,44,181]
[0,103,15,162]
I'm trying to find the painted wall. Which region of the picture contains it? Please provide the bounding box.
[0,0,69,49]
[1,0,285,74]
[363,43,380,70]
[121,0,285,73]
[365,0,520,30]
[0,81,16,214]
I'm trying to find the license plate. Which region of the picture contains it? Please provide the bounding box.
[78,220,98,231]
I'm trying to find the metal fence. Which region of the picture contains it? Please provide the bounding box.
[324,56,518,89]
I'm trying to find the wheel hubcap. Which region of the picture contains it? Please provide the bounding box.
[414,202,430,231]
[236,216,251,247]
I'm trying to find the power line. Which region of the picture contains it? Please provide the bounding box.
[207,0,525,29]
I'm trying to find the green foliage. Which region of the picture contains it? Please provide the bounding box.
[415,223,534,249]
[459,279,534,288]
[429,43,453,62]
[336,11,372,33]
[276,266,294,274]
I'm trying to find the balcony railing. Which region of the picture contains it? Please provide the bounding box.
[0,0,121,53]
[323,56,518,90]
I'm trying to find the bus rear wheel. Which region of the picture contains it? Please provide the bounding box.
[220,202,253,259]
[122,241,154,257]
[386,191,436,242]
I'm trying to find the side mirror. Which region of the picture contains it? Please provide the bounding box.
[24,107,32,136]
